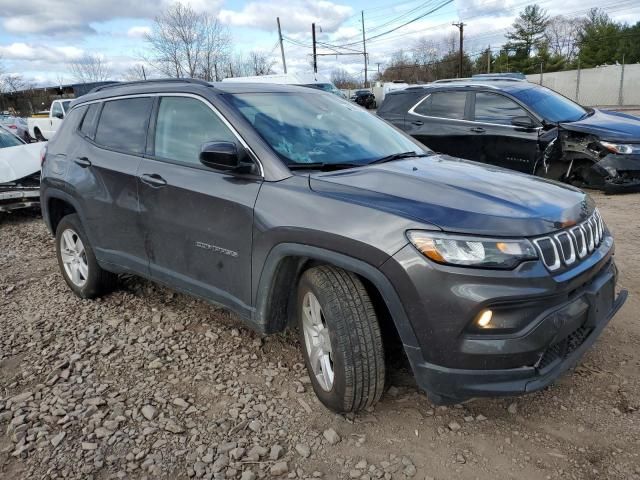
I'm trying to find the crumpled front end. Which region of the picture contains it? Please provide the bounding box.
[0,172,41,212]
[587,153,640,194]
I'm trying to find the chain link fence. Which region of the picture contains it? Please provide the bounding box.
[526,63,640,108]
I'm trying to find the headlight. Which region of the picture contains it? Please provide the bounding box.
[600,141,640,155]
[407,231,538,269]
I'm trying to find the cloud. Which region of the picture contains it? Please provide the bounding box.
[0,42,84,62]
[0,0,223,35]
[219,0,353,33]
[127,26,151,38]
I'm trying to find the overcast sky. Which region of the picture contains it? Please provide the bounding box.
[0,0,639,85]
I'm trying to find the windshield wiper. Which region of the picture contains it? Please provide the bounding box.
[287,162,362,172]
[368,151,430,165]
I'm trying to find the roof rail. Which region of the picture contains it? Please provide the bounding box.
[90,78,212,93]
[433,77,525,84]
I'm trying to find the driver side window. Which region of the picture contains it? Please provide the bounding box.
[154,96,236,166]
[52,102,64,119]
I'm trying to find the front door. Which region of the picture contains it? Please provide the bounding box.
[137,95,262,316]
[471,91,540,173]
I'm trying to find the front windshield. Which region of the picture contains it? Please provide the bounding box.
[510,85,587,123]
[227,92,425,165]
[0,128,23,148]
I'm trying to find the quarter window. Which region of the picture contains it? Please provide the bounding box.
[474,92,529,125]
[94,97,153,154]
[413,91,466,120]
[79,103,101,140]
[154,96,236,165]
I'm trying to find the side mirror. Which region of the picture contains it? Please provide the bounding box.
[511,116,535,129]
[54,112,64,119]
[199,141,254,174]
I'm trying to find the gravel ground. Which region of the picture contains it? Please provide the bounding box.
[1,192,639,480]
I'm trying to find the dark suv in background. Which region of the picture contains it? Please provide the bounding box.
[41,79,626,413]
[377,79,640,192]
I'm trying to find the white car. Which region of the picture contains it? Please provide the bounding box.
[0,125,43,212]
[27,99,71,141]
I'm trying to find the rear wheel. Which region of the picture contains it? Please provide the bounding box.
[55,214,117,298]
[297,266,385,413]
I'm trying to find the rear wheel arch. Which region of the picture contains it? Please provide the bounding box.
[47,196,78,235]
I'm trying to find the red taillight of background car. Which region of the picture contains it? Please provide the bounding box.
[8,124,17,129]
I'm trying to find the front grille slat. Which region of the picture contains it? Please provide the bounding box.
[534,210,605,272]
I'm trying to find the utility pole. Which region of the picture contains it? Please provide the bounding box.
[361,11,368,88]
[312,23,317,74]
[376,62,382,75]
[277,17,287,74]
[487,45,491,73]
[452,22,465,78]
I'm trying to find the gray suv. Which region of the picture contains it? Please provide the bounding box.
[40,79,627,413]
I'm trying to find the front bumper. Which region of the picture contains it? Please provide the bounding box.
[588,153,640,194]
[0,188,40,212]
[406,282,626,404]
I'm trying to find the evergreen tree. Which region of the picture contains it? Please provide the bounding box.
[577,9,622,67]
[504,4,549,73]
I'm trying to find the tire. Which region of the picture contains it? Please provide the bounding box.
[34,129,45,142]
[55,214,117,298]
[297,266,385,413]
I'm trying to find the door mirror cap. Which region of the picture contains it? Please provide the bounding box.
[199,141,254,174]
[511,116,535,128]
[54,112,64,119]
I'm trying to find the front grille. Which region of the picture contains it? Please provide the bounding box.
[537,326,592,370]
[533,210,605,272]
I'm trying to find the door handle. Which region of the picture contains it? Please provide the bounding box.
[139,173,167,188]
[411,120,424,126]
[74,156,92,168]
[470,127,486,133]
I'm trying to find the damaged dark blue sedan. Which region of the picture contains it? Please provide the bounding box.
[378,79,640,193]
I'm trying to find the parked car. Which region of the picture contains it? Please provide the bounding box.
[28,99,71,141]
[377,80,640,193]
[0,125,43,212]
[41,79,626,412]
[0,114,30,142]
[350,89,376,109]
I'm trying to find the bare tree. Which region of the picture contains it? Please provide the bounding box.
[330,68,357,89]
[248,51,276,76]
[2,74,28,92]
[69,54,111,83]
[145,2,231,79]
[545,15,583,61]
[124,64,148,81]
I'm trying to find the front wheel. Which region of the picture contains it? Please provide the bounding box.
[297,266,385,413]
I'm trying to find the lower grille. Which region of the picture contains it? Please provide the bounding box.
[537,326,592,371]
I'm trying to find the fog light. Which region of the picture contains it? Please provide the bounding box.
[476,310,493,328]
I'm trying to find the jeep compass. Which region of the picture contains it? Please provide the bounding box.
[40,79,627,412]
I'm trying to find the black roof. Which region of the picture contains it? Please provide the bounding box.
[70,78,323,108]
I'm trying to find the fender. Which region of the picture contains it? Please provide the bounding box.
[41,188,87,236]
[252,242,420,349]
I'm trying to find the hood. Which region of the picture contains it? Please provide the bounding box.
[560,109,640,142]
[0,142,43,183]
[309,155,593,237]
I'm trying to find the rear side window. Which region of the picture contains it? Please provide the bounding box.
[153,96,236,166]
[79,103,101,140]
[413,91,466,119]
[94,97,153,154]
[474,92,529,125]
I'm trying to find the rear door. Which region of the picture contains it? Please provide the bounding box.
[70,97,153,273]
[471,91,540,173]
[137,95,262,316]
[404,90,475,159]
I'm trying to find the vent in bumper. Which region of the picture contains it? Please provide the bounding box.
[533,210,605,272]
[537,326,592,371]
